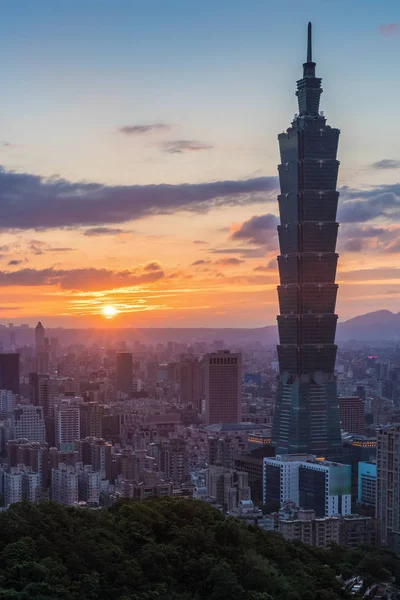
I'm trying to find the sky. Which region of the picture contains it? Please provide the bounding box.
[0,0,400,328]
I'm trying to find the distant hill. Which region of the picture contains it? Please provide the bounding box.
[336,310,400,342]
[3,310,400,346]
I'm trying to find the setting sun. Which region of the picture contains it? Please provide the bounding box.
[103,305,117,319]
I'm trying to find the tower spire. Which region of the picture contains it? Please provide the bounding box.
[307,22,312,63]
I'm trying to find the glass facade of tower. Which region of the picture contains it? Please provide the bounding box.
[271,24,342,461]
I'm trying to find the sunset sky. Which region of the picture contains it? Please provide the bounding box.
[1,0,400,327]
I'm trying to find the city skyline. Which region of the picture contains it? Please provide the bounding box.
[1,1,400,327]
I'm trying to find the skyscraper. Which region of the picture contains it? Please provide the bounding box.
[201,350,242,426]
[376,425,400,549]
[272,23,342,460]
[35,322,45,352]
[116,352,133,397]
[180,358,201,408]
[0,354,20,395]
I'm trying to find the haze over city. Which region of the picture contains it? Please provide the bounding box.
[0,0,399,327]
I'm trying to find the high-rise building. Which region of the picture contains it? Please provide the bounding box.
[180,358,201,408]
[78,465,101,504]
[0,354,20,395]
[376,425,400,549]
[13,405,46,443]
[55,401,81,451]
[338,396,366,436]
[357,461,376,507]
[204,465,251,512]
[80,402,103,439]
[159,438,189,484]
[7,440,49,491]
[77,437,112,480]
[271,23,342,461]
[116,352,133,397]
[51,463,78,506]
[201,350,242,426]
[35,321,45,352]
[263,454,351,517]
[0,390,16,416]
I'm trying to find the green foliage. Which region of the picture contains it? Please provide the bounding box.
[0,498,395,599]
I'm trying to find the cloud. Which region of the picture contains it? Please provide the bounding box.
[162,140,213,154]
[0,266,164,291]
[339,267,400,281]
[193,240,208,245]
[0,167,277,230]
[8,260,23,266]
[215,257,244,266]
[343,238,364,252]
[253,259,276,272]
[27,240,74,255]
[191,259,211,266]
[84,227,130,236]
[143,261,163,272]
[372,159,400,170]
[338,184,400,223]
[230,213,278,245]
[118,123,170,135]
[378,24,399,37]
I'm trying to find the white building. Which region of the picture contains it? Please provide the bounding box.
[2,468,22,507]
[51,463,78,506]
[13,404,46,443]
[263,455,351,517]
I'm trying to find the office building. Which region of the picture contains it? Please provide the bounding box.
[201,350,242,426]
[13,404,46,443]
[180,358,201,408]
[357,461,376,507]
[376,425,400,549]
[205,465,251,512]
[51,463,78,506]
[55,401,81,451]
[0,390,16,416]
[338,396,366,436]
[272,23,342,460]
[263,454,351,517]
[116,352,133,397]
[35,321,45,352]
[0,353,20,395]
[298,459,351,517]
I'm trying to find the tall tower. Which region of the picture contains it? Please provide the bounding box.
[35,322,45,352]
[271,24,342,460]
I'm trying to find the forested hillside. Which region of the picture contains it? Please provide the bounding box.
[0,499,397,599]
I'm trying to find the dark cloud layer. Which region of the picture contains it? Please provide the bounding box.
[118,124,170,135]
[0,266,164,291]
[215,257,244,266]
[84,227,129,237]
[162,140,213,154]
[0,167,277,231]
[372,159,400,170]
